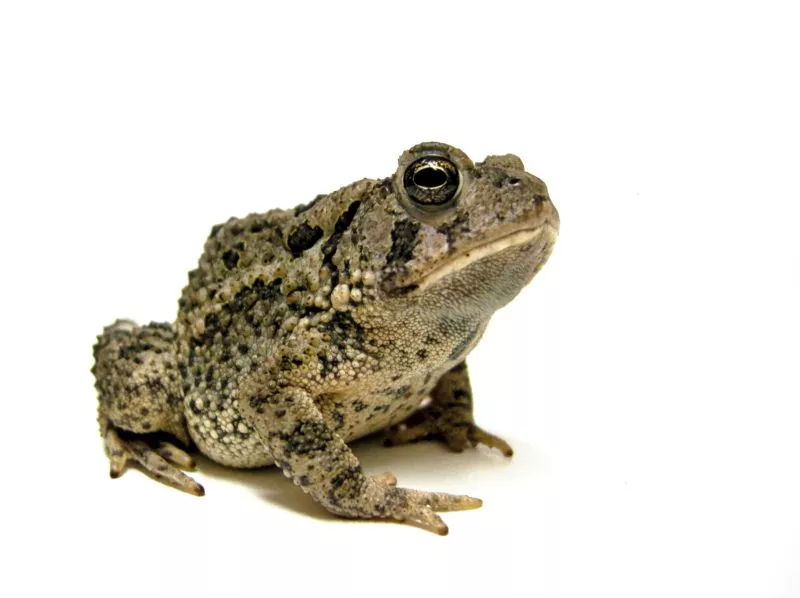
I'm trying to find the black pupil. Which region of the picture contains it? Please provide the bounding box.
[413,166,447,188]
[402,156,460,209]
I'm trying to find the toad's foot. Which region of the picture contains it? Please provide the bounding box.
[384,408,514,457]
[104,424,204,496]
[239,381,483,535]
[356,475,482,535]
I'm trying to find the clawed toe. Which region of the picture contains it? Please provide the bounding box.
[401,506,449,536]
[469,426,514,457]
[127,440,205,496]
[385,416,514,458]
[375,482,484,535]
[402,488,483,512]
[104,426,204,496]
[155,441,196,470]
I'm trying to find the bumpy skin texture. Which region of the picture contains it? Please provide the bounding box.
[93,142,560,534]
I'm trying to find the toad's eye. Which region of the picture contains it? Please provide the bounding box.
[402,156,461,210]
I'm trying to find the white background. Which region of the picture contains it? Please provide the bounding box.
[1,1,798,597]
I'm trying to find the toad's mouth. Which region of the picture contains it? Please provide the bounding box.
[412,223,559,292]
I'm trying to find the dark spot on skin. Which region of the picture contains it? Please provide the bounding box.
[383,385,411,398]
[333,201,362,238]
[416,348,428,361]
[352,400,367,412]
[279,421,334,455]
[321,200,362,285]
[189,398,204,415]
[287,222,324,257]
[249,396,269,409]
[209,224,223,238]
[298,475,311,486]
[238,344,249,355]
[275,409,286,418]
[453,389,469,400]
[316,353,338,376]
[322,311,365,351]
[378,177,393,194]
[142,422,152,430]
[140,407,150,416]
[327,465,364,506]
[222,250,239,269]
[533,194,549,204]
[387,219,420,264]
[331,409,345,430]
[189,278,281,357]
[439,214,470,247]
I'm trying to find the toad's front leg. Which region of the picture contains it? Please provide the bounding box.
[238,370,481,535]
[385,362,513,457]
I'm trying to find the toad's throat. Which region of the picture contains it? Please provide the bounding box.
[414,224,558,291]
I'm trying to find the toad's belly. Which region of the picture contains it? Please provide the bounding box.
[185,383,430,469]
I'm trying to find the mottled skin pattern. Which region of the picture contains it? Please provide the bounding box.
[92,142,560,534]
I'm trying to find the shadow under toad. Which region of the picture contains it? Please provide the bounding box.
[194,432,519,523]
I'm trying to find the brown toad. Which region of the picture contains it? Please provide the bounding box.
[92,142,559,534]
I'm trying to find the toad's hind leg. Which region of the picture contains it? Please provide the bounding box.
[92,319,203,496]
